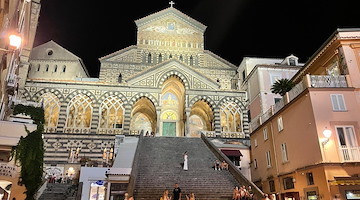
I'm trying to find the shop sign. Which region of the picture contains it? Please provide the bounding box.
[0,163,16,178]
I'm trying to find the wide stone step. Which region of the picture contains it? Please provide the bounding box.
[133,137,242,200]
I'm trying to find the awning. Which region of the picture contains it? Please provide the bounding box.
[221,149,242,157]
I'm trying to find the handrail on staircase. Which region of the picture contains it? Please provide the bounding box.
[200,133,265,199]
[126,132,144,197]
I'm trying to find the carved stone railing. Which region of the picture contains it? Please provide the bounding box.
[44,126,57,133]
[64,127,91,134]
[199,131,245,139]
[200,131,216,137]
[288,79,306,102]
[221,132,245,138]
[273,97,285,113]
[310,75,348,88]
[261,107,273,124]
[97,128,123,135]
[129,130,141,135]
[249,115,261,132]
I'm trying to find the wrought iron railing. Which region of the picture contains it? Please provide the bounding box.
[339,146,360,162]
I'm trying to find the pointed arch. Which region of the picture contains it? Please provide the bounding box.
[129,93,158,107]
[31,88,64,102]
[98,96,124,129]
[39,92,60,128]
[65,93,93,128]
[130,97,157,134]
[157,70,190,89]
[220,101,243,132]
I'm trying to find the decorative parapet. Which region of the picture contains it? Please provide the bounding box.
[200,130,245,139]
[310,75,348,88]
[64,127,91,134]
[98,128,123,135]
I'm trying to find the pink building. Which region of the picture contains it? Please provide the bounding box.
[250,29,360,200]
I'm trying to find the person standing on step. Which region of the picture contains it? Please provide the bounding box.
[183,151,188,171]
[173,183,182,200]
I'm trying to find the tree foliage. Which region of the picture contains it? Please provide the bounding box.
[271,78,295,96]
[11,104,45,200]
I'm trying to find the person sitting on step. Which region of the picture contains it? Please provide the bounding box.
[221,160,229,170]
[186,193,195,200]
[214,160,221,170]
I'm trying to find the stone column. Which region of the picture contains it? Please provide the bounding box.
[122,104,132,135]
[90,103,100,134]
[185,108,191,136]
[57,101,68,133]
[213,107,221,136]
[156,108,161,136]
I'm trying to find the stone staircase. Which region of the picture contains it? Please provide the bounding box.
[133,137,242,200]
[39,183,77,200]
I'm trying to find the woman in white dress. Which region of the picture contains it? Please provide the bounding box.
[183,151,188,171]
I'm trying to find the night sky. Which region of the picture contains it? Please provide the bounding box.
[34,0,360,77]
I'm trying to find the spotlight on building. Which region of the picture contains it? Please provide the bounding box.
[322,127,332,145]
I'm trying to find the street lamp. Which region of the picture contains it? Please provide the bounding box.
[9,34,22,49]
[0,34,22,52]
[322,127,332,145]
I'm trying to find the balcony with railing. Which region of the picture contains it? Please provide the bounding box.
[250,74,351,132]
[339,146,360,162]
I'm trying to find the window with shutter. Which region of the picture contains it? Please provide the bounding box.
[331,94,346,111]
[281,143,288,162]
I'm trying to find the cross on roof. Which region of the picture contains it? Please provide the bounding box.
[169,1,175,7]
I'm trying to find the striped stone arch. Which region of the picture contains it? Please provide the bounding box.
[128,92,159,107]
[217,96,246,111]
[157,70,190,89]
[188,95,216,111]
[21,88,32,101]
[97,91,128,104]
[64,89,97,104]
[31,88,65,102]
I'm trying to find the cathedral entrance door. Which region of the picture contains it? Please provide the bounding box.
[163,122,176,136]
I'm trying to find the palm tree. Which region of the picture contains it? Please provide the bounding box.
[271,78,295,96]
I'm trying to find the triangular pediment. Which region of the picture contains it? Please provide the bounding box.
[135,7,206,33]
[30,40,81,61]
[126,59,220,90]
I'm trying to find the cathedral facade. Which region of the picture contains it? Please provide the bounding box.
[20,5,248,167]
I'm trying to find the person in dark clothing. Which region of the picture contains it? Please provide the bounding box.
[173,183,182,200]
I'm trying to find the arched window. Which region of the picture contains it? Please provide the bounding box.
[62,65,66,72]
[37,64,40,71]
[148,53,152,63]
[189,56,194,66]
[118,73,122,83]
[45,64,49,72]
[66,94,93,128]
[40,93,60,127]
[99,96,124,129]
[54,65,58,72]
[169,54,172,59]
[158,54,162,63]
[220,101,242,132]
[179,55,183,61]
